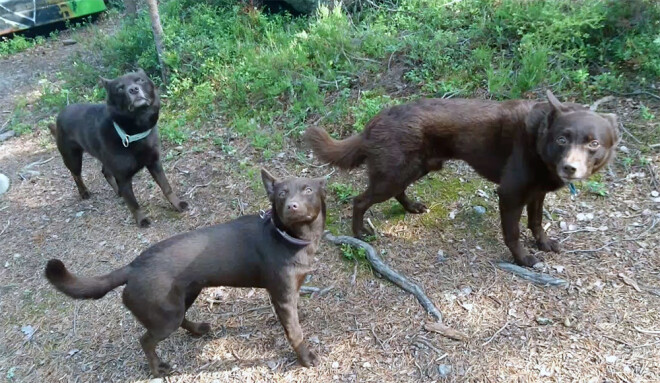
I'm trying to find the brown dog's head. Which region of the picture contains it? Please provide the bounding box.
[261,169,327,228]
[100,69,158,113]
[529,90,619,183]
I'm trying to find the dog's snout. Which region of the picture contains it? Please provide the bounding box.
[287,202,299,210]
[562,163,577,175]
[128,85,140,95]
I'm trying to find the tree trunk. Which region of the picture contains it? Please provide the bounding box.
[145,0,169,85]
[124,0,137,19]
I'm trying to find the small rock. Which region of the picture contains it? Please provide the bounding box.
[67,349,80,358]
[148,379,164,383]
[536,317,552,325]
[75,211,84,217]
[652,191,659,198]
[266,360,278,370]
[533,262,545,270]
[309,335,320,344]
[332,361,339,369]
[473,206,486,215]
[560,221,567,230]
[568,224,577,231]
[437,249,446,261]
[605,355,617,364]
[437,364,452,378]
[21,325,35,340]
[0,130,15,142]
[363,362,371,368]
[459,286,472,296]
[619,145,629,153]
[0,173,10,195]
[553,265,565,273]
[563,317,571,327]
[62,39,77,46]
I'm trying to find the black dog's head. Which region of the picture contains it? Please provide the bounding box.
[261,169,327,228]
[529,90,619,183]
[100,69,158,113]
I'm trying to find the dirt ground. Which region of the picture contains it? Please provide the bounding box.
[1,20,660,383]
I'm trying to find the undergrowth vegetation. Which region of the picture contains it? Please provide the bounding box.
[11,0,660,147]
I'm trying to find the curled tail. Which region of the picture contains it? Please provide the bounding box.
[48,123,57,137]
[45,259,130,300]
[303,127,366,169]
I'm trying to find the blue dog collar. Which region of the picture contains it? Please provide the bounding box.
[113,121,152,147]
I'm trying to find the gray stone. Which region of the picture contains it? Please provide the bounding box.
[473,205,486,215]
[0,173,9,195]
[0,131,15,142]
[437,364,452,378]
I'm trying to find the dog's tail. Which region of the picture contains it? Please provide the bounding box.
[47,123,57,138]
[45,259,130,300]
[303,127,366,169]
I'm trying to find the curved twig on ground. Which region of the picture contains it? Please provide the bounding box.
[323,231,443,322]
[496,262,568,287]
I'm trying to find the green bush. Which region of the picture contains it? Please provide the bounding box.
[23,0,660,146]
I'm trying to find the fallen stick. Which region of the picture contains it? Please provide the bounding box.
[496,262,568,287]
[323,231,443,322]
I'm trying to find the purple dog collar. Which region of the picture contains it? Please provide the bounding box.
[260,209,311,246]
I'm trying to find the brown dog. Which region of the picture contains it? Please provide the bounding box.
[45,169,326,377]
[49,69,187,227]
[304,91,618,267]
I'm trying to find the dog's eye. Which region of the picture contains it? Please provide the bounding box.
[278,190,287,198]
[304,187,313,194]
[116,85,124,92]
[587,140,600,149]
[556,136,568,145]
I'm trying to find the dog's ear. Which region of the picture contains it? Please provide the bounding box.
[546,90,568,114]
[601,112,621,147]
[99,76,112,90]
[137,68,146,75]
[261,169,277,200]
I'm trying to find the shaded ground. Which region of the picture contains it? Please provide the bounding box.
[1,20,660,383]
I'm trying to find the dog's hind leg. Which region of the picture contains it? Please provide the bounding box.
[147,160,189,212]
[116,177,150,227]
[526,191,560,253]
[60,147,90,199]
[140,328,177,377]
[101,166,119,196]
[180,287,210,337]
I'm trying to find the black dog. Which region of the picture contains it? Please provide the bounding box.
[49,69,187,227]
[45,169,326,377]
[305,91,619,267]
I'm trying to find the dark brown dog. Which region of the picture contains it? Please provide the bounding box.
[304,91,618,267]
[45,169,326,377]
[49,69,187,227]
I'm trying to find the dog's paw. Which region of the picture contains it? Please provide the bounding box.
[404,201,428,214]
[138,217,152,228]
[153,361,172,377]
[296,344,319,367]
[178,200,189,211]
[516,254,542,268]
[80,190,91,200]
[188,322,211,337]
[537,238,561,253]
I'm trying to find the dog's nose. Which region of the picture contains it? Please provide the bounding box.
[287,202,299,210]
[563,163,577,175]
[128,85,140,95]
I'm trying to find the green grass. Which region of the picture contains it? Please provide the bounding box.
[0,35,45,58]
[8,0,660,149]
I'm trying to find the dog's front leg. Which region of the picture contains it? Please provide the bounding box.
[526,191,560,253]
[270,288,318,367]
[147,160,189,212]
[117,177,150,227]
